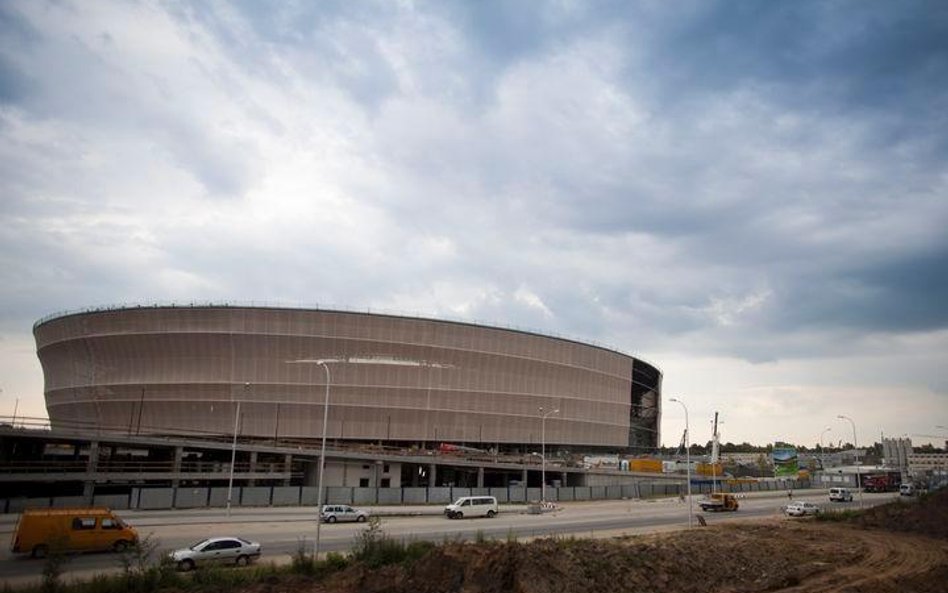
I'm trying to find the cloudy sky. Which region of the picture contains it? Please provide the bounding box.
[1,1,946,448]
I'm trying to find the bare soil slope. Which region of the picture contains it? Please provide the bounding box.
[248,492,948,593]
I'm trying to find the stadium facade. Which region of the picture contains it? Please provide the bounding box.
[34,305,661,453]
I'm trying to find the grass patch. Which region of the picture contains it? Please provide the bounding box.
[816,509,863,522]
[350,516,436,569]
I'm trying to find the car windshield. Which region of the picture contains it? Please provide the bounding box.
[189,539,210,550]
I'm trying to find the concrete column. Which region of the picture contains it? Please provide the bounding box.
[83,441,100,502]
[477,466,485,488]
[248,451,258,486]
[561,471,568,487]
[429,463,437,487]
[283,454,292,486]
[171,446,184,488]
[521,466,528,486]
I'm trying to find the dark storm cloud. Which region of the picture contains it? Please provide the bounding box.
[777,245,948,333]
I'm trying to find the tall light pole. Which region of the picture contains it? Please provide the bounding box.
[819,426,832,479]
[288,356,453,559]
[669,397,693,528]
[837,415,863,508]
[539,407,559,503]
[226,382,248,516]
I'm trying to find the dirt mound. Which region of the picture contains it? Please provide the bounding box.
[321,523,879,593]
[852,489,948,539]
[236,507,948,593]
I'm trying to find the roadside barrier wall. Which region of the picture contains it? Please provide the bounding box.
[0,478,809,513]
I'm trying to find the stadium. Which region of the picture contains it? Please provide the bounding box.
[33,305,662,454]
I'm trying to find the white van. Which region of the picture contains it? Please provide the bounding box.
[829,487,853,502]
[444,496,498,519]
[899,483,915,496]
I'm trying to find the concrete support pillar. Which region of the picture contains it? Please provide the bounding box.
[521,466,528,486]
[284,454,292,486]
[171,446,184,488]
[411,465,420,487]
[248,451,258,486]
[429,463,437,487]
[83,441,99,503]
[477,466,485,488]
[561,471,568,488]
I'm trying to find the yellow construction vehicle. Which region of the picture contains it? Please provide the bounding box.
[698,492,739,512]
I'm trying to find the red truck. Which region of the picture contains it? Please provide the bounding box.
[863,473,900,493]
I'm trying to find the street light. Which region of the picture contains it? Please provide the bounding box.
[226,382,249,516]
[287,356,453,559]
[819,426,832,477]
[669,397,693,528]
[538,407,559,503]
[837,415,864,508]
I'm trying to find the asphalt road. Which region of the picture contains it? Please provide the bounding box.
[0,491,898,586]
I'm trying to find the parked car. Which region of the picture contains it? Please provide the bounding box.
[785,501,821,517]
[899,483,916,496]
[444,496,498,519]
[829,487,854,502]
[169,537,261,571]
[10,507,138,558]
[320,505,369,523]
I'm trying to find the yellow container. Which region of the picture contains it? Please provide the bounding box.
[695,462,724,476]
[629,458,663,473]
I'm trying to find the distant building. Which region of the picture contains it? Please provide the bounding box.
[908,453,948,474]
[882,437,913,470]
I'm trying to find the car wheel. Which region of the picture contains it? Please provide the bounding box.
[486,510,497,518]
[327,516,337,524]
[178,559,195,572]
[455,512,463,519]
[235,555,249,567]
[112,540,129,553]
[356,515,367,522]
[32,545,49,559]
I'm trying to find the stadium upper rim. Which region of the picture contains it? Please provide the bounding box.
[34,301,660,368]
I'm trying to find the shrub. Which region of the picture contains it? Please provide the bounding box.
[350,517,432,569]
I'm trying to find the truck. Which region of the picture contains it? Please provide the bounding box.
[698,492,740,512]
[10,507,138,558]
[863,473,900,493]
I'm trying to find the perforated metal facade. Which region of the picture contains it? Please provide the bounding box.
[34,306,661,451]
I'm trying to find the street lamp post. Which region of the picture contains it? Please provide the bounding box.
[819,426,832,479]
[837,415,864,508]
[226,382,249,516]
[539,407,559,503]
[288,356,453,559]
[669,397,693,528]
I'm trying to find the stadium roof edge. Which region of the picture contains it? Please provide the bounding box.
[34,301,662,372]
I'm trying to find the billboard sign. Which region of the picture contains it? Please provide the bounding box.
[772,446,799,477]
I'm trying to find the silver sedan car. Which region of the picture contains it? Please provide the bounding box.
[170,537,261,571]
[320,504,369,523]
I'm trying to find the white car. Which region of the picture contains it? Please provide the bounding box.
[829,487,853,502]
[170,537,261,571]
[785,501,821,517]
[320,505,369,523]
[444,496,499,519]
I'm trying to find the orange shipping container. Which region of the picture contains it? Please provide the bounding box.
[629,459,663,473]
[695,463,724,476]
